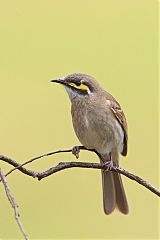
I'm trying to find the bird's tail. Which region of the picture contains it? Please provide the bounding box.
[100,156,129,215]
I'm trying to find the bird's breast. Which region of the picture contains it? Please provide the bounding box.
[71,103,124,155]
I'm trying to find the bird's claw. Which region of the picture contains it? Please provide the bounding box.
[105,160,114,171]
[103,152,114,172]
[72,146,80,159]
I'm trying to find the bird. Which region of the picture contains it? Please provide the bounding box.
[51,73,129,215]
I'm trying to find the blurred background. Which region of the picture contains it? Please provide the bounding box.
[0,0,158,239]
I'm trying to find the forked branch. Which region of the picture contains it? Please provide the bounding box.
[0,146,159,197]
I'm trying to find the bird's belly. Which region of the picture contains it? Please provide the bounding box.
[72,113,124,155]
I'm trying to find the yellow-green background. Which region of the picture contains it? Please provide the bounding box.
[0,0,158,239]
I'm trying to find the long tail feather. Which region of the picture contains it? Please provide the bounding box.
[112,172,129,214]
[102,171,116,214]
[100,154,129,215]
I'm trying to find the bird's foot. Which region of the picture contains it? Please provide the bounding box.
[105,160,114,171]
[72,146,80,159]
[104,152,114,172]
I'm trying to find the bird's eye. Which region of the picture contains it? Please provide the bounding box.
[75,81,81,86]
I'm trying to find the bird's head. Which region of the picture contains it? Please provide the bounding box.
[51,73,101,101]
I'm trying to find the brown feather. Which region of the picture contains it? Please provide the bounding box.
[105,95,128,156]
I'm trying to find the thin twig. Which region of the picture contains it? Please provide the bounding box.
[0,168,29,240]
[36,162,160,197]
[0,155,38,178]
[4,149,73,177]
[5,146,96,177]
[0,150,159,197]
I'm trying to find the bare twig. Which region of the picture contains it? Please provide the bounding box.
[0,148,159,197]
[0,169,29,240]
[36,161,160,197]
[0,155,38,177]
[5,146,97,177]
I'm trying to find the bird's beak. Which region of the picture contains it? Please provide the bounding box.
[50,78,65,85]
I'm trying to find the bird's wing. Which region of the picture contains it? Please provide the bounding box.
[105,95,128,156]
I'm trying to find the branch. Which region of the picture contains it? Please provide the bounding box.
[4,146,98,177]
[0,169,29,240]
[0,148,159,197]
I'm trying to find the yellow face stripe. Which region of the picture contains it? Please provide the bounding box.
[68,82,89,92]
